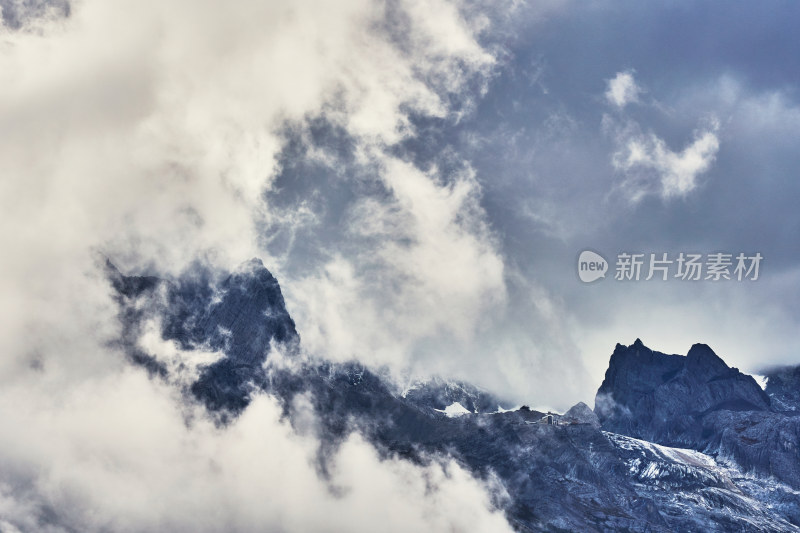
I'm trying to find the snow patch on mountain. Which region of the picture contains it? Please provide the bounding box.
[436,402,472,417]
[753,374,769,390]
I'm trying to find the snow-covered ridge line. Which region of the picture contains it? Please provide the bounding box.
[604,431,717,469]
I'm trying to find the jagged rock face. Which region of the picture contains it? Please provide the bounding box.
[161,258,298,362]
[167,259,299,411]
[596,340,800,490]
[765,365,800,412]
[596,339,769,440]
[109,258,298,411]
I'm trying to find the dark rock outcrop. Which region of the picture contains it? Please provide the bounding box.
[596,340,769,441]
[109,258,298,412]
[765,365,800,412]
[596,340,800,490]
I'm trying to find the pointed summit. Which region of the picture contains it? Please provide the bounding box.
[686,343,729,378]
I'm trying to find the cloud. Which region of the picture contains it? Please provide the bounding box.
[0,0,516,530]
[610,118,720,201]
[0,371,513,532]
[602,71,721,203]
[0,0,495,276]
[287,158,507,372]
[605,70,641,108]
[603,70,721,203]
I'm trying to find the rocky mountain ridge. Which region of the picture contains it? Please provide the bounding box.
[108,259,800,532]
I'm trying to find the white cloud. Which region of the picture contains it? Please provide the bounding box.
[611,119,720,201]
[603,71,721,202]
[0,0,515,530]
[0,372,513,532]
[1,0,588,413]
[603,70,720,203]
[0,0,495,276]
[287,159,507,370]
[605,70,641,108]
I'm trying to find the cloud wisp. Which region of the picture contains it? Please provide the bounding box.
[610,118,720,201]
[602,72,720,202]
[605,70,641,108]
